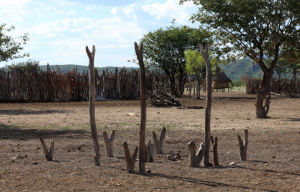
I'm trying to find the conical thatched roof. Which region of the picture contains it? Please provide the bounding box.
[213,66,231,82]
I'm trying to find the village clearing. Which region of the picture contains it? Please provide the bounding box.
[0,92,300,191]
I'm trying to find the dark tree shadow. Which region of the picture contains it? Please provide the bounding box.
[235,164,300,177]
[287,118,300,122]
[0,124,88,140]
[0,109,66,115]
[146,172,276,192]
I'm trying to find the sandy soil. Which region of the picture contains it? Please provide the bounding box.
[0,92,300,191]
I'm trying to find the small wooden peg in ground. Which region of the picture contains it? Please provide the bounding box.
[39,138,54,161]
[188,141,206,167]
[167,151,181,161]
[123,142,138,173]
[103,130,115,157]
[145,140,154,162]
[237,129,248,161]
[152,127,166,154]
[210,136,220,166]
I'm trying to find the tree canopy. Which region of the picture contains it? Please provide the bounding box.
[0,24,29,62]
[180,0,300,118]
[8,60,40,73]
[142,24,210,96]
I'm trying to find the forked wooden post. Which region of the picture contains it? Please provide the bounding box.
[103,130,115,157]
[200,45,212,167]
[237,129,248,161]
[135,42,147,174]
[86,45,100,166]
[39,138,54,161]
[188,141,206,167]
[123,142,138,173]
[152,127,166,154]
[145,140,154,162]
[211,136,219,166]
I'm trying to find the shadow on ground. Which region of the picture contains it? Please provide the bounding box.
[0,124,88,140]
[0,109,66,115]
[148,172,275,192]
[287,118,300,122]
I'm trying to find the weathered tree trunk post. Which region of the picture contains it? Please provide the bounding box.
[210,136,219,166]
[103,130,115,157]
[134,42,146,174]
[237,129,248,161]
[200,45,212,167]
[152,127,166,154]
[123,142,138,173]
[86,45,100,166]
[39,138,55,161]
[145,140,154,162]
[188,141,206,167]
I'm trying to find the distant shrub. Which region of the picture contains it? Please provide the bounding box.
[8,60,40,73]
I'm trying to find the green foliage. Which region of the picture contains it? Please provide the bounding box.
[0,24,29,62]
[180,0,300,74]
[8,60,40,73]
[281,46,300,79]
[142,24,211,96]
[185,49,206,79]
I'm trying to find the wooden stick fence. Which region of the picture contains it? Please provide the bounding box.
[0,68,169,102]
[246,78,300,97]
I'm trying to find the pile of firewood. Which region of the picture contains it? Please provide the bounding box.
[149,91,181,107]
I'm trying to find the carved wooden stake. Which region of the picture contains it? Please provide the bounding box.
[152,127,166,154]
[188,141,206,167]
[237,129,248,161]
[200,45,212,166]
[123,142,138,173]
[86,45,100,166]
[145,140,154,162]
[135,42,147,174]
[211,136,219,166]
[39,138,54,161]
[103,130,115,157]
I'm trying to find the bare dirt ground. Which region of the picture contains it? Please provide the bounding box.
[1,92,300,191]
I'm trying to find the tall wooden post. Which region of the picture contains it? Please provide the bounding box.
[200,45,212,167]
[134,42,146,174]
[86,45,100,166]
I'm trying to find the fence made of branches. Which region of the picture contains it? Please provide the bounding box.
[246,79,300,97]
[0,68,169,102]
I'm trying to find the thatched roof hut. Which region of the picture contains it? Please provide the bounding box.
[213,66,231,90]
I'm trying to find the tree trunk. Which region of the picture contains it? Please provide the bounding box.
[178,75,186,96]
[134,42,146,174]
[169,77,178,96]
[200,45,212,167]
[86,45,100,166]
[256,72,272,118]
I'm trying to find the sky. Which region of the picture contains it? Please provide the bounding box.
[0,0,198,68]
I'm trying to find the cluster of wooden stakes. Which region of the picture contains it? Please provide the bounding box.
[39,42,249,175]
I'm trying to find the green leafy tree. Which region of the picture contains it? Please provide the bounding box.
[0,24,29,62]
[273,58,289,81]
[281,47,300,81]
[185,49,206,99]
[142,25,210,96]
[181,0,300,118]
[8,60,40,73]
